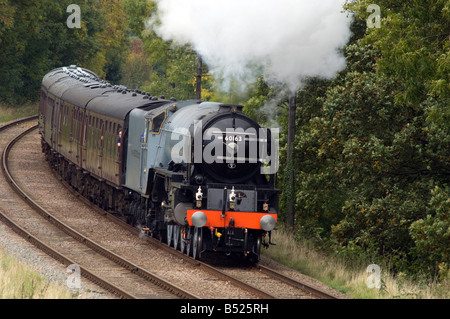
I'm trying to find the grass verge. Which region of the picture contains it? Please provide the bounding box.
[262,225,449,299]
[0,103,38,124]
[0,248,74,299]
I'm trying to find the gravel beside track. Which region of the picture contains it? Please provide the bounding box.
[0,220,113,299]
[258,256,349,299]
[0,119,111,299]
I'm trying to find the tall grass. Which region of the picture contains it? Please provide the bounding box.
[262,225,449,299]
[0,248,73,299]
[0,103,38,124]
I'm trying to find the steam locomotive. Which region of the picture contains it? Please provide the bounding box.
[39,65,279,261]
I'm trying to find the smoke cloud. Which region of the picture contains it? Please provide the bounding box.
[150,0,352,94]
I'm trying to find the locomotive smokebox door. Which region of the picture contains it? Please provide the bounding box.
[207,188,256,212]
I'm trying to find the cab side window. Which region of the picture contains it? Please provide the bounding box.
[151,111,167,134]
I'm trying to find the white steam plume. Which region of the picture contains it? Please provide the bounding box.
[150,0,352,94]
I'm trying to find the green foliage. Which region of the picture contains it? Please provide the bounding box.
[0,0,107,104]
[345,0,450,128]
[410,185,450,279]
[243,77,280,124]
[128,1,213,100]
[1,0,447,282]
[296,39,448,278]
[245,1,449,280]
[123,0,154,37]
[120,37,152,89]
[95,0,128,83]
[141,33,200,100]
[0,0,209,104]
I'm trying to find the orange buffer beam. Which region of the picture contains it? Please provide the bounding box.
[187,209,277,230]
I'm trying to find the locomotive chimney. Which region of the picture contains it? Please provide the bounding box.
[218,104,243,113]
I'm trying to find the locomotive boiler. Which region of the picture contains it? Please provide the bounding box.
[39,65,279,261]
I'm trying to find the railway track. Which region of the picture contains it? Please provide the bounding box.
[1,117,341,300]
[120,227,339,299]
[0,117,198,299]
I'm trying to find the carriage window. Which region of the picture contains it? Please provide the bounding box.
[116,125,122,149]
[151,111,167,134]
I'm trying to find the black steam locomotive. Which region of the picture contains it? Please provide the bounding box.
[39,65,279,261]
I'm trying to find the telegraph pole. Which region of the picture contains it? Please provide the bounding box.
[286,93,296,227]
[196,55,203,100]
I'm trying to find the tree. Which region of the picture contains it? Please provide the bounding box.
[345,0,450,129]
[242,1,449,279]
[337,0,450,278]
[0,0,106,104]
[123,0,154,37]
[141,32,209,100]
[120,37,152,89]
[83,0,128,82]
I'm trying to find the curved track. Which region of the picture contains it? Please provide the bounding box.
[1,117,341,299]
[0,117,198,299]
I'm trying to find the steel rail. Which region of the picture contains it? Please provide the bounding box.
[1,122,135,299]
[0,115,38,130]
[52,178,276,299]
[54,169,277,299]
[1,120,198,299]
[55,161,339,299]
[254,264,338,299]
